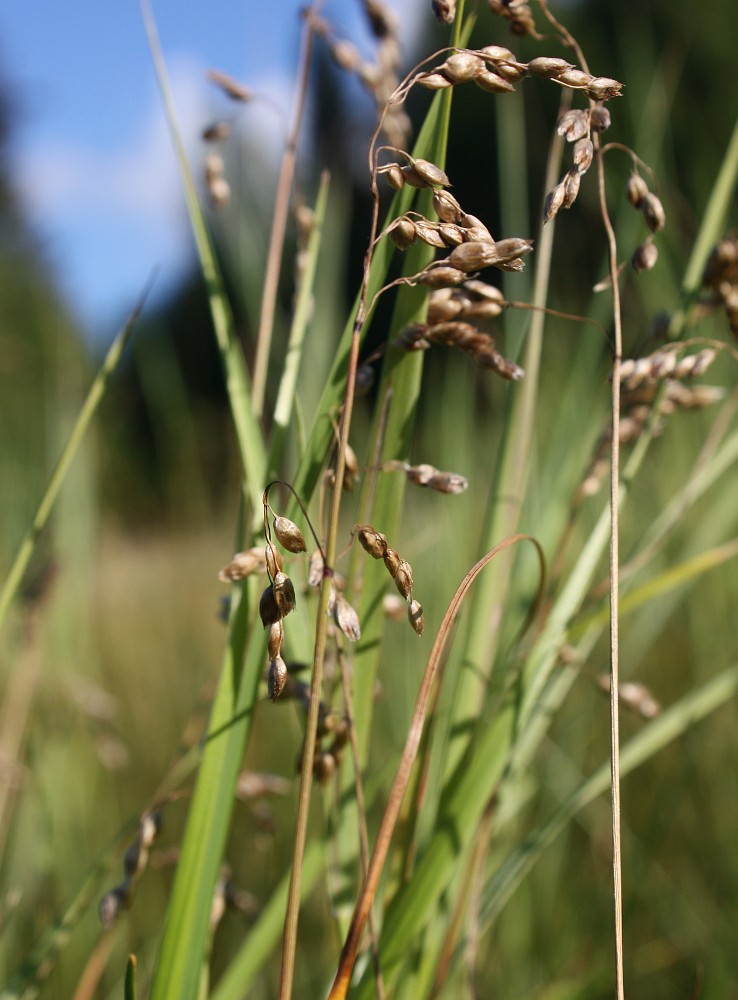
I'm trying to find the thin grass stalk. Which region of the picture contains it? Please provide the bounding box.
[0,281,151,637]
[252,7,317,417]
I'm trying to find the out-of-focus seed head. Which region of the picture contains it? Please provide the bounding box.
[218,547,266,582]
[432,0,457,23]
[384,163,405,190]
[99,886,128,929]
[433,189,464,224]
[333,595,362,642]
[590,105,611,132]
[140,812,162,848]
[389,216,417,250]
[331,39,362,72]
[640,193,666,233]
[440,52,484,84]
[383,546,401,578]
[308,550,324,588]
[383,593,406,621]
[268,655,288,701]
[207,69,254,102]
[202,120,232,142]
[407,599,425,636]
[632,240,659,273]
[124,842,142,879]
[267,620,284,660]
[527,56,574,78]
[273,572,297,617]
[473,69,515,94]
[273,516,307,554]
[557,109,589,142]
[394,559,414,600]
[585,77,624,101]
[626,173,649,208]
[356,364,375,395]
[357,524,388,559]
[313,751,336,784]
[562,168,581,209]
[573,138,594,174]
[207,176,231,208]
[411,158,452,188]
[675,349,716,380]
[259,585,282,628]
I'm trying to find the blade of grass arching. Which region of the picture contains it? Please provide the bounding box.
[208,840,324,1000]
[267,171,330,476]
[480,664,738,927]
[141,0,266,513]
[0,281,151,638]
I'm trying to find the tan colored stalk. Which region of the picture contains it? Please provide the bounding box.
[252,7,317,417]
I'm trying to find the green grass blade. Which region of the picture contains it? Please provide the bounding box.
[124,955,138,1000]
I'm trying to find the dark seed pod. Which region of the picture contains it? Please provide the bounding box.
[356,525,388,559]
[383,547,401,577]
[632,240,659,273]
[640,193,666,233]
[273,516,307,554]
[268,655,288,701]
[259,585,282,628]
[273,572,296,617]
[394,559,414,600]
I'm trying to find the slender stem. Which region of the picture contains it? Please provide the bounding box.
[595,129,626,1000]
[252,8,316,417]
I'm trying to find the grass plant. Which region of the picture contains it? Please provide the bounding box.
[2,2,738,999]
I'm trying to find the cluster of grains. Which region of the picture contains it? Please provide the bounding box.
[293,200,315,295]
[396,320,524,381]
[259,514,308,701]
[487,0,538,36]
[702,235,738,340]
[380,460,468,494]
[578,347,721,498]
[355,525,424,636]
[544,107,610,222]
[201,68,256,208]
[626,172,666,272]
[99,812,162,927]
[280,671,351,785]
[427,279,506,324]
[307,1,410,147]
[416,46,622,103]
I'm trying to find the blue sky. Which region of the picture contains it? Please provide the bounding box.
[1,0,423,340]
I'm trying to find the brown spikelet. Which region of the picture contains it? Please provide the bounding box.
[356,524,388,559]
[407,599,425,636]
[432,0,457,23]
[272,572,297,617]
[333,595,362,642]
[273,516,307,554]
[268,655,288,701]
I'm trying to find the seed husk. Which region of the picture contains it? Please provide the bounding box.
[411,158,452,188]
[268,655,288,701]
[473,69,515,94]
[259,585,282,628]
[527,56,574,78]
[356,525,388,559]
[440,52,484,84]
[333,595,361,642]
[626,173,649,207]
[640,192,666,233]
[407,599,425,636]
[433,189,464,223]
[393,559,414,600]
[218,547,266,582]
[272,572,297,617]
[632,240,659,273]
[267,620,284,659]
[273,516,307,554]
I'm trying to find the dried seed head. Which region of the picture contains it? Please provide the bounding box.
[330,39,362,72]
[383,163,405,190]
[202,120,232,142]
[273,516,307,554]
[572,138,594,174]
[473,69,516,93]
[383,546,401,577]
[401,165,431,189]
[432,0,457,23]
[414,219,448,249]
[267,620,284,660]
[411,158,452,188]
[585,77,624,101]
[640,193,666,233]
[439,223,465,247]
[333,595,362,642]
[356,364,375,395]
[207,69,254,102]
[590,105,611,132]
[393,559,414,600]
[407,599,425,636]
[404,463,468,494]
[562,168,581,209]
[389,216,417,250]
[99,886,128,929]
[207,176,231,208]
[383,593,406,620]
[313,751,336,784]
[674,349,716,379]
[416,266,468,287]
[527,56,574,78]
[272,572,297,617]
[218,547,266,582]
[440,52,485,84]
[433,189,464,224]
[459,213,493,241]
[631,240,659,273]
[557,109,589,142]
[356,524,388,559]
[626,173,649,208]
[265,542,283,578]
[268,655,288,701]
[259,585,282,628]
[557,68,592,89]
[416,71,453,91]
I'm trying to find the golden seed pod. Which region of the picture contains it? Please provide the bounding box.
[464,278,505,303]
[433,189,464,223]
[411,158,452,188]
[446,242,498,272]
[527,56,574,78]
[640,193,666,233]
[265,542,283,578]
[272,572,297,617]
[384,163,405,190]
[333,595,362,642]
[267,620,284,660]
[416,71,453,91]
[586,76,624,101]
[439,223,465,247]
[389,216,417,250]
[407,599,425,636]
[393,559,414,600]
[259,585,282,628]
[557,68,592,89]
[401,165,432,189]
[268,655,288,701]
[562,168,581,209]
[356,524,388,559]
[383,546,401,577]
[479,45,516,63]
[273,516,307,554]
[557,109,589,142]
[417,266,468,287]
[414,219,448,249]
[427,294,463,323]
[473,69,515,94]
[544,181,565,223]
[632,240,659,273]
[494,59,528,83]
[573,138,594,174]
[626,173,649,208]
[218,547,266,582]
[440,52,485,84]
[590,105,611,132]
